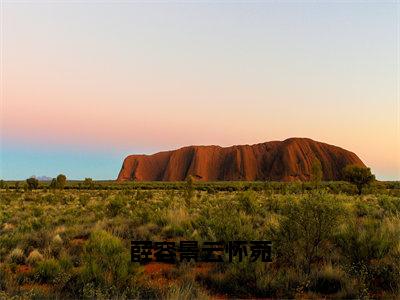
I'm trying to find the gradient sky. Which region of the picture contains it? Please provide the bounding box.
[1,1,399,180]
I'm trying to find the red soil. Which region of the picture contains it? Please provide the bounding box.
[144,262,174,275]
[69,238,86,247]
[20,283,52,294]
[117,138,366,182]
[16,265,32,274]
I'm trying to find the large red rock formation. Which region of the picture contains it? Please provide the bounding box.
[117,138,366,182]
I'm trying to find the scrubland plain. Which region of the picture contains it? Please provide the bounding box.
[0,181,399,298]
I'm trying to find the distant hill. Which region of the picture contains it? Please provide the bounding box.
[117,138,366,182]
[31,175,53,181]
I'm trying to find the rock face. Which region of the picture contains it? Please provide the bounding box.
[117,138,366,182]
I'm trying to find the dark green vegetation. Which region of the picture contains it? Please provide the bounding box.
[26,178,39,190]
[343,165,376,195]
[0,180,399,298]
[2,177,400,197]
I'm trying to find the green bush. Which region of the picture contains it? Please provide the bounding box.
[84,178,94,189]
[335,217,400,294]
[237,191,257,214]
[343,165,375,195]
[34,259,62,283]
[26,177,39,190]
[79,194,90,206]
[195,199,257,242]
[274,191,344,274]
[377,195,400,215]
[82,230,131,287]
[0,180,6,189]
[8,248,25,265]
[310,266,345,294]
[106,196,126,217]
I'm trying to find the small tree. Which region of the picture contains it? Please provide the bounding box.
[0,180,6,189]
[310,158,323,188]
[56,174,67,189]
[343,165,375,195]
[84,178,94,189]
[49,178,57,189]
[26,177,39,190]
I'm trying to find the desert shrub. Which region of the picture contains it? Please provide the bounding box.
[68,240,85,267]
[56,256,73,279]
[42,193,57,204]
[158,206,191,229]
[107,196,126,217]
[377,195,400,215]
[154,204,191,238]
[135,190,154,201]
[263,195,283,213]
[259,267,306,298]
[368,260,400,293]
[27,250,44,266]
[164,275,208,299]
[31,206,43,218]
[309,265,345,294]
[26,177,39,190]
[84,178,94,189]
[130,202,161,226]
[221,261,264,297]
[237,191,257,214]
[49,178,57,189]
[365,181,387,194]
[34,259,62,283]
[206,187,216,194]
[162,224,186,238]
[22,230,51,251]
[51,234,64,257]
[284,182,303,194]
[334,181,358,195]
[0,194,12,205]
[195,199,257,242]
[81,230,131,287]
[78,194,90,206]
[353,199,383,219]
[24,192,37,202]
[0,180,6,189]
[0,265,8,292]
[8,248,25,265]
[13,181,20,190]
[335,217,400,294]
[337,221,393,267]
[199,260,295,298]
[274,191,344,274]
[131,223,159,240]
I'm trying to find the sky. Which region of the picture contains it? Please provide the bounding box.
[0,1,399,180]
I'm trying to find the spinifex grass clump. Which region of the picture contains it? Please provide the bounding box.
[8,248,25,265]
[26,250,44,266]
